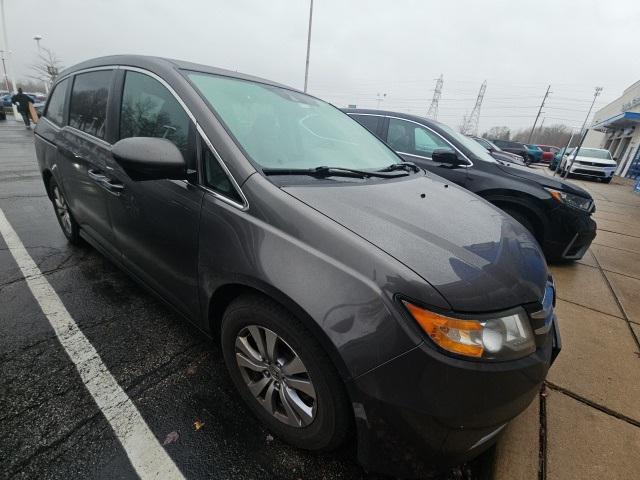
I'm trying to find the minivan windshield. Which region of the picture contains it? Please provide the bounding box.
[187,72,401,171]
[438,123,497,163]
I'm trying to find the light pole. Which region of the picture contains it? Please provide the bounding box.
[1,49,10,90]
[553,126,576,177]
[303,0,313,93]
[376,92,386,108]
[0,0,21,121]
[562,87,603,179]
[33,34,42,53]
[33,34,49,93]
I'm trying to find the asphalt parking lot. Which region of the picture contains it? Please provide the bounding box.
[2,119,640,480]
[1,121,480,480]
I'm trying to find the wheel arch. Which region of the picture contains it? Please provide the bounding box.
[42,168,54,200]
[483,192,547,243]
[207,281,352,382]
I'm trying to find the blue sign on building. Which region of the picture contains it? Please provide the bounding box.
[628,146,640,180]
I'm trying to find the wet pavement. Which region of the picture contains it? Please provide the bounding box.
[1,121,484,480]
[493,165,640,480]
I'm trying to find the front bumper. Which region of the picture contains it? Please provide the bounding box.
[568,162,616,179]
[348,314,560,478]
[541,204,597,261]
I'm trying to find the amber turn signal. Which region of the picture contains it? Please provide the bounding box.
[403,301,484,358]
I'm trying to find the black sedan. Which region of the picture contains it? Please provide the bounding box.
[345,109,597,262]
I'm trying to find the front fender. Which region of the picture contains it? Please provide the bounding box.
[197,176,450,379]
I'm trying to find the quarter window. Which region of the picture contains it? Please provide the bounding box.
[120,71,193,167]
[387,118,450,157]
[202,144,242,204]
[44,78,69,126]
[69,70,113,139]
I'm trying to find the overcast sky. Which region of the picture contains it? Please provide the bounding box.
[2,0,639,133]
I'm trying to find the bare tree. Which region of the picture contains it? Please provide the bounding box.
[29,47,63,91]
[511,124,574,147]
[15,79,44,92]
[482,126,511,140]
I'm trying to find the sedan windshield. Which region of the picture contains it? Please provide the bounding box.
[187,72,400,171]
[576,148,613,160]
[438,124,496,163]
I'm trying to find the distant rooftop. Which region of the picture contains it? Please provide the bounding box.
[623,79,640,95]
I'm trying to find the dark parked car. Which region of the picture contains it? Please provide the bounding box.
[346,109,596,261]
[490,138,532,164]
[35,56,560,478]
[469,135,527,166]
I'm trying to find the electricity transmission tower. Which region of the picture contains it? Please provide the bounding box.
[426,74,443,120]
[461,80,487,136]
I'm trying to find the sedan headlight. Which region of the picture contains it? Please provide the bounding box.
[544,187,592,211]
[403,301,536,361]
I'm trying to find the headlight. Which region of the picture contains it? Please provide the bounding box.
[545,187,592,211]
[403,301,536,361]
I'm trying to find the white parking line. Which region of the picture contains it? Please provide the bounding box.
[0,208,185,480]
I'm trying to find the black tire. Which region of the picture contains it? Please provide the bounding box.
[502,207,535,238]
[602,177,612,184]
[48,178,81,244]
[221,294,351,451]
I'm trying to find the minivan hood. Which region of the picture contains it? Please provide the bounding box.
[496,162,591,198]
[284,174,547,312]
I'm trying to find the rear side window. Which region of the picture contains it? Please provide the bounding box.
[350,114,382,137]
[120,71,193,168]
[44,78,69,126]
[69,70,113,139]
[387,118,450,158]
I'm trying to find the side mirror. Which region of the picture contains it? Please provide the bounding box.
[111,137,186,181]
[432,148,466,166]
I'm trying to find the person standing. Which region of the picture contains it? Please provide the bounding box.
[12,88,34,129]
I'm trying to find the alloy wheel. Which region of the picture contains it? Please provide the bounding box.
[52,186,72,235]
[234,325,317,427]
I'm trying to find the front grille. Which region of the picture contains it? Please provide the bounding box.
[528,280,556,348]
[574,168,606,177]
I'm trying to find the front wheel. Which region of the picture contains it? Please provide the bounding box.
[502,207,535,239]
[49,178,80,244]
[602,177,612,184]
[221,294,351,451]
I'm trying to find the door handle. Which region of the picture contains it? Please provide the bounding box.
[102,179,125,192]
[58,145,85,160]
[87,169,107,182]
[88,169,124,194]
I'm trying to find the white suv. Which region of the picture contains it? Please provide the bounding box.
[560,147,617,183]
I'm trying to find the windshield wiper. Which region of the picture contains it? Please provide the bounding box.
[262,166,409,179]
[376,161,421,173]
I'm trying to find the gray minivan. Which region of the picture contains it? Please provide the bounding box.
[34,55,560,478]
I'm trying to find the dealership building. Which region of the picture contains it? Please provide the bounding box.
[584,80,640,179]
